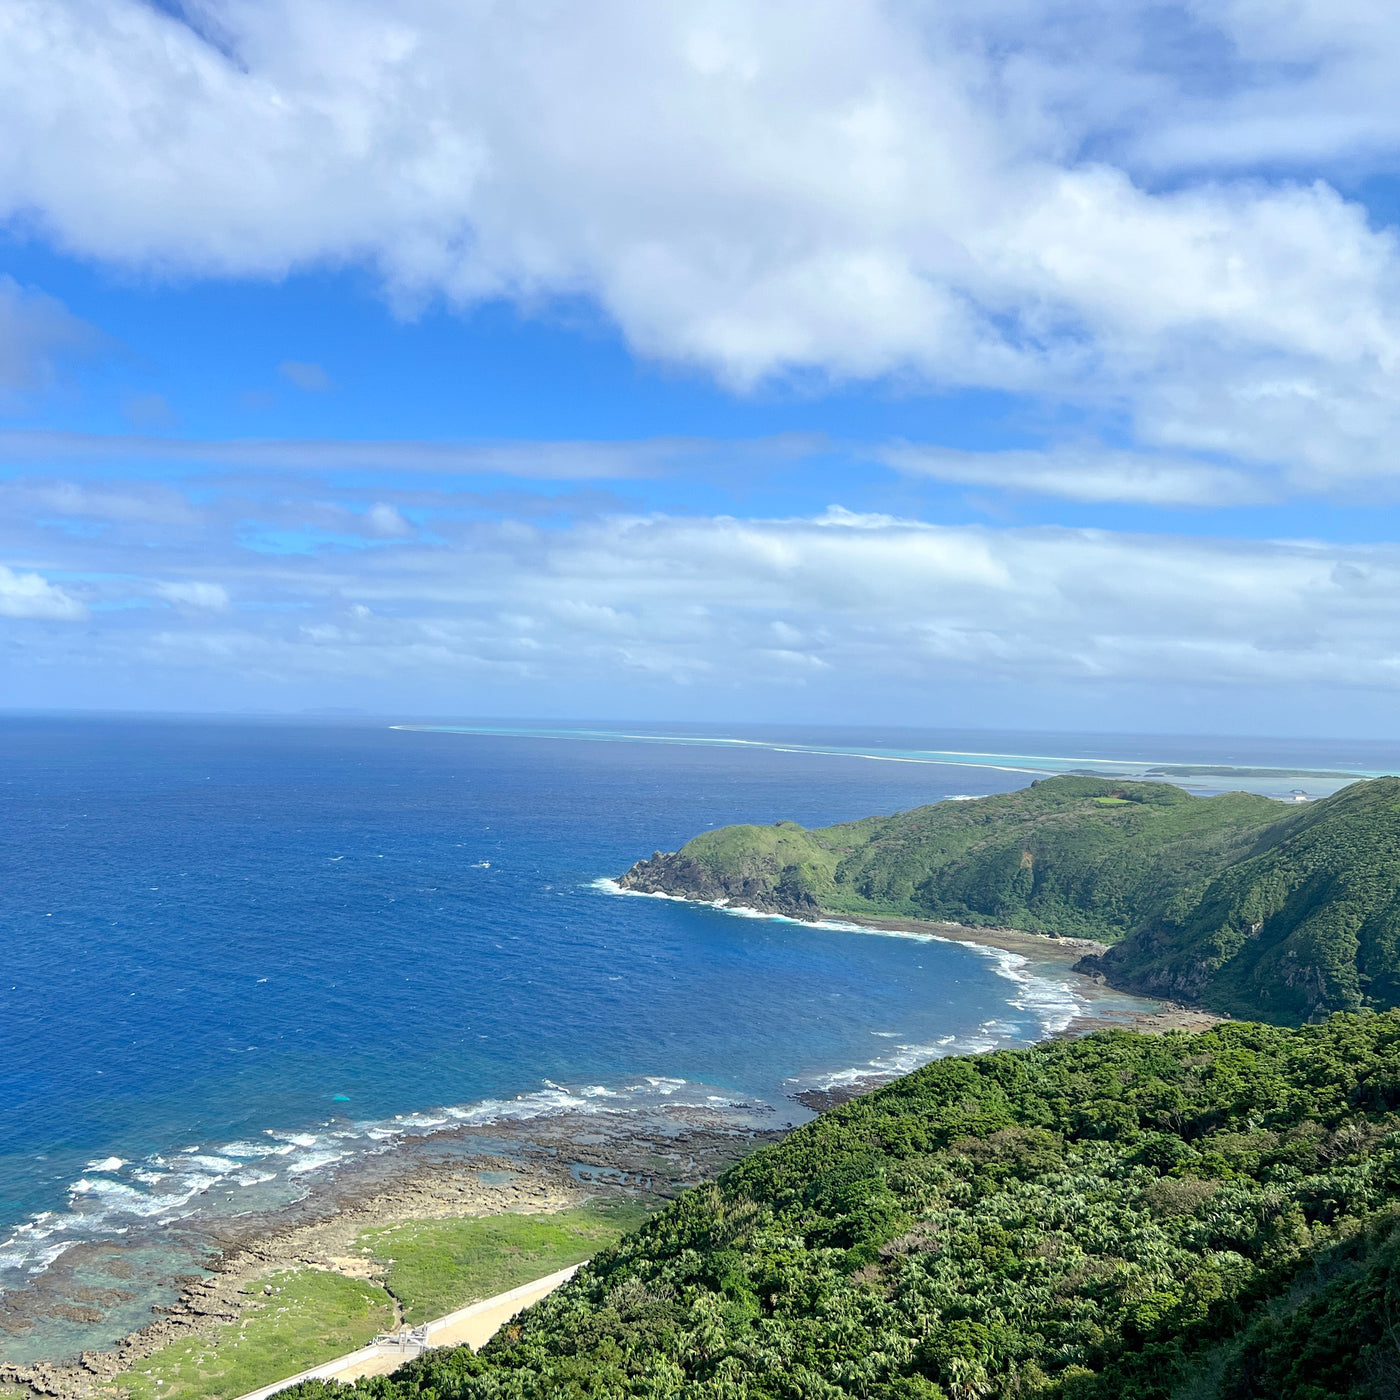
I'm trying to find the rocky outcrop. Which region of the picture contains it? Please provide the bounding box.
[1073,936,1219,1004]
[617,851,822,919]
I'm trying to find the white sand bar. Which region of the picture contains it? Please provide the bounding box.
[233,1263,584,1400]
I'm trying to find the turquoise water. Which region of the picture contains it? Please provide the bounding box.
[1,717,1394,1361]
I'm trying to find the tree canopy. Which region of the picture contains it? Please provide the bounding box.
[290,1015,1400,1400]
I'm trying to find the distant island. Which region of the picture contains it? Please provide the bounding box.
[618,774,1400,1026]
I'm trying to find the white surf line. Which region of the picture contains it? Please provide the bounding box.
[593,879,1090,1046]
[232,1263,585,1400]
[390,723,1374,782]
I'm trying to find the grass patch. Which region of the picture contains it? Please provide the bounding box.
[359,1199,655,1325]
[109,1269,393,1400]
[98,1201,654,1400]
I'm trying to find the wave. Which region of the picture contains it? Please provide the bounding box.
[959,942,1085,1037]
[0,1069,756,1295]
[790,1019,1013,1095]
[593,877,909,937]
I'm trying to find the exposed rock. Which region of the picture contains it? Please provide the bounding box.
[617,851,819,919]
[1,1108,787,1400]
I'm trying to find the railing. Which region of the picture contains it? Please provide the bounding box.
[368,1325,432,1355]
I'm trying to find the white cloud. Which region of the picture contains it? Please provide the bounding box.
[882,443,1270,506]
[362,503,412,536]
[0,429,807,479]
[0,478,201,524]
[7,3,1400,493]
[7,502,1398,701]
[154,580,230,610]
[0,563,86,619]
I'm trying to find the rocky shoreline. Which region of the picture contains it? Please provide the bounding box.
[0,1103,787,1399]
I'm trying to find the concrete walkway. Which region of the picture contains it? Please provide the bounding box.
[232,1263,583,1400]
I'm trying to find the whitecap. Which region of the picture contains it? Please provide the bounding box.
[394,1114,450,1129]
[0,1238,78,1275]
[265,1131,318,1148]
[286,1151,346,1175]
[220,1141,288,1158]
[179,1155,239,1174]
[85,1157,125,1172]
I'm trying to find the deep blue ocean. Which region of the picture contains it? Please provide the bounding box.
[3,716,1398,1362]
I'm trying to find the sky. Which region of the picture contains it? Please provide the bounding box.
[5,0,1400,734]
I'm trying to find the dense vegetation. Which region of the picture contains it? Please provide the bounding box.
[1095,778,1400,1024]
[619,776,1400,1024]
[289,1015,1400,1400]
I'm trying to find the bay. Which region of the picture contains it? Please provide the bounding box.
[2,716,1394,1362]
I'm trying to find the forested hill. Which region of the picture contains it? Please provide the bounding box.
[295,1016,1400,1400]
[617,775,1400,1024]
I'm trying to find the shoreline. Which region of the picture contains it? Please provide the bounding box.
[606,880,1224,1038]
[3,899,1222,1396]
[781,910,1224,1111]
[832,910,1224,1034]
[0,1103,785,1398]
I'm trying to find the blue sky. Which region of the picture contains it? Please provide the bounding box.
[6,0,1400,734]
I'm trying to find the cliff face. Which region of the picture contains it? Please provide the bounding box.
[617,849,823,918]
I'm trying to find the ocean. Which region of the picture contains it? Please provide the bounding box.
[2,716,1395,1364]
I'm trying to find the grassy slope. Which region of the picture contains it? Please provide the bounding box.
[105,1205,650,1400]
[364,1203,654,1325]
[288,1014,1400,1400]
[113,1271,393,1400]
[670,777,1284,938]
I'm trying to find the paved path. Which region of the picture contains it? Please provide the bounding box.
[232,1263,583,1400]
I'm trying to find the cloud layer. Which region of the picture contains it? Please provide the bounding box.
[7,2,1400,724]
[5,1,1400,496]
[5,473,1400,722]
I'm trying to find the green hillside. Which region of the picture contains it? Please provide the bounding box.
[1096,778,1400,1023]
[620,776,1285,938]
[289,1015,1400,1400]
[619,776,1400,1024]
